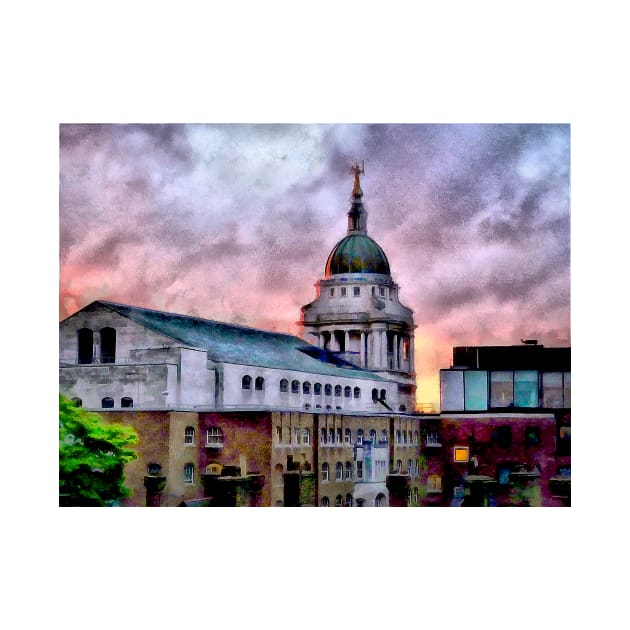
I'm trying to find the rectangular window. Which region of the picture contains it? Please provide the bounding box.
[542,372,563,407]
[496,425,512,448]
[294,428,301,444]
[514,370,539,407]
[525,426,541,446]
[330,288,334,297]
[341,287,347,297]
[464,370,488,410]
[563,372,571,408]
[454,446,469,463]
[440,370,464,411]
[379,287,385,296]
[353,286,360,296]
[490,371,514,407]
[356,461,363,479]
[497,465,511,485]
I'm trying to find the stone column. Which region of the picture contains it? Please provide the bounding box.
[360,331,366,367]
[344,330,350,355]
[381,329,387,369]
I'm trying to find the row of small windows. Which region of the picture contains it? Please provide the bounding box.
[77,327,116,364]
[274,426,417,446]
[184,426,225,446]
[328,286,393,299]
[320,493,387,507]
[242,375,366,399]
[320,459,420,481]
[89,396,134,408]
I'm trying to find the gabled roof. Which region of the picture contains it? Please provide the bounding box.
[88,300,384,381]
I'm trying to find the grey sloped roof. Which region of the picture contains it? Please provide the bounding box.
[97,301,384,381]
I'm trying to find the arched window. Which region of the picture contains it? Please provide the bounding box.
[255,376,265,391]
[370,429,377,443]
[147,463,161,476]
[302,428,311,445]
[344,428,352,444]
[345,461,352,480]
[336,428,342,443]
[324,384,332,396]
[381,429,388,443]
[413,487,419,504]
[354,387,361,399]
[335,462,343,480]
[304,403,311,410]
[413,431,419,444]
[344,386,352,398]
[399,405,407,412]
[329,428,335,444]
[334,385,342,397]
[396,459,403,472]
[121,396,133,408]
[335,495,343,507]
[321,462,329,481]
[321,428,327,444]
[345,493,353,507]
[403,431,408,444]
[183,463,194,484]
[357,429,364,445]
[291,379,300,393]
[375,493,386,507]
[71,397,82,407]
[326,405,332,411]
[315,404,322,409]
[242,375,252,390]
[372,388,378,402]
[407,459,413,475]
[279,379,289,393]
[415,459,420,475]
[303,381,311,394]
[380,389,386,401]
[206,427,224,446]
[77,328,93,364]
[396,430,402,443]
[100,327,116,363]
[184,426,195,445]
[335,405,342,410]
[314,383,322,395]
[101,397,114,408]
[321,496,330,507]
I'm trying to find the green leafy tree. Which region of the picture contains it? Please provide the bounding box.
[59,394,138,506]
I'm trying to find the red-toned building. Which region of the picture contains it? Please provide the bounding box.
[423,342,571,506]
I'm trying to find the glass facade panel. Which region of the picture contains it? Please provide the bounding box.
[464,370,488,410]
[490,371,514,407]
[563,372,571,408]
[514,370,539,407]
[440,370,464,410]
[542,372,563,407]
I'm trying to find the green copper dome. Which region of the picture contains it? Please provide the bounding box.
[325,233,391,277]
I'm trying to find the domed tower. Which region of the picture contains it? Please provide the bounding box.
[300,164,416,411]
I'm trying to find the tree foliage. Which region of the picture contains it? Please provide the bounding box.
[59,395,138,506]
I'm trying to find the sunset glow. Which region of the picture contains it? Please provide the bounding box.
[59,124,570,409]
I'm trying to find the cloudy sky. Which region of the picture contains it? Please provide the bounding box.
[59,123,570,408]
